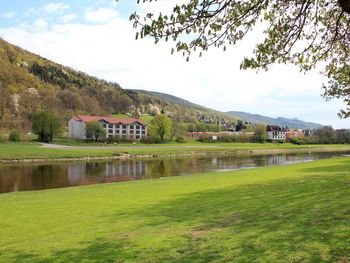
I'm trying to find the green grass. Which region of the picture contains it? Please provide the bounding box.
[0,157,349,262]
[0,141,350,160]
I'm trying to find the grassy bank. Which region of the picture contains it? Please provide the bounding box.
[0,141,350,161]
[0,157,349,262]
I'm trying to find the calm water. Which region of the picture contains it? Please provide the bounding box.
[0,152,348,193]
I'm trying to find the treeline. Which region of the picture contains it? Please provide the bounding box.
[292,127,350,144]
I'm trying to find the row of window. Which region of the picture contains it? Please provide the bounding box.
[104,124,145,130]
[108,130,146,135]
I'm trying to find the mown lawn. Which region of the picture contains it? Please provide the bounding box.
[0,157,349,262]
[1,141,350,160]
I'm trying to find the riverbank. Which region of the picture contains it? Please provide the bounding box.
[0,157,349,262]
[0,142,350,163]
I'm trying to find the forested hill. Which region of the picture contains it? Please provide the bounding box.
[226,111,323,129]
[131,90,209,111]
[0,38,236,130]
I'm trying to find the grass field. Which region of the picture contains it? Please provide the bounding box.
[0,157,349,262]
[1,141,350,160]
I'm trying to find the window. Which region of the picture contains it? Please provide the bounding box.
[103,124,107,128]
[116,130,120,134]
[136,125,140,129]
[108,124,113,128]
[142,131,146,134]
[122,130,127,134]
[116,125,120,129]
[136,130,140,134]
[130,125,134,129]
[108,129,113,133]
[122,125,126,129]
[142,126,146,130]
[130,130,134,134]
[136,135,140,140]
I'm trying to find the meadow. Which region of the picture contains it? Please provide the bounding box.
[0,157,349,262]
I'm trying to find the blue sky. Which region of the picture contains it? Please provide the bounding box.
[0,1,349,128]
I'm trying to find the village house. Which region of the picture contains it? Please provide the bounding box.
[266,125,286,142]
[68,115,147,140]
[187,131,255,140]
[285,129,305,142]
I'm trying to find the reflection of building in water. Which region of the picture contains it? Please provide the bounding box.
[106,160,146,179]
[67,160,147,185]
[267,155,286,166]
[68,163,86,185]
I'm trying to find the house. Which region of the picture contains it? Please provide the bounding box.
[68,115,147,140]
[187,131,254,139]
[285,129,304,142]
[266,125,286,142]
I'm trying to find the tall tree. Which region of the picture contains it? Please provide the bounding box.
[149,114,173,141]
[252,124,267,143]
[86,122,106,141]
[130,0,350,117]
[32,112,61,142]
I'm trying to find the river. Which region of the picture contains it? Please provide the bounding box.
[0,152,348,194]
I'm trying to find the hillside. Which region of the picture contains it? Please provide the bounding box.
[131,90,209,112]
[226,111,323,129]
[0,38,236,131]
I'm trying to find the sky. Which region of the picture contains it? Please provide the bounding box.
[0,0,349,129]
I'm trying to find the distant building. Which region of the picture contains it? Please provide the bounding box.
[68,115,147,140]
[266,125,286,142]
[285,130,304,142]
[187,131,254,139]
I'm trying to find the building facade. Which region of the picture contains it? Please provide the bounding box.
[266,125,286,142]
[68,115,147,140]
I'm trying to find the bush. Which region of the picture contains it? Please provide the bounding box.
[290,137,302,145]
[8,129,21,141]
[175,135,187,143]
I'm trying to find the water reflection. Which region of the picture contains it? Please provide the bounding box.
[0,152,347,193]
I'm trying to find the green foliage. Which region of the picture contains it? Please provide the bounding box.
[8,129,21,142]
[131,1,350,117]
[149,114,173,141]
[32,112,61,142]
[85,122,106,141]
[251,124,267,143]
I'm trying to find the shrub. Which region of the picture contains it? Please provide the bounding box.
[176,135,186,143]
[290,137,302,145]
[9,129,21,141]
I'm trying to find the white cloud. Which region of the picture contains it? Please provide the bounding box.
[2,12,15,18]
[41,2,69,13]
[84,8,118,23]
[0,8,348,129]
[61,14,77,23]
[31,19,49,31]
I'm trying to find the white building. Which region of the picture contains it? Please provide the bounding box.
[68,115,147,140]
[266,125,286,142]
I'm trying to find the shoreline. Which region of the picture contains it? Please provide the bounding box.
[1,146,350,164]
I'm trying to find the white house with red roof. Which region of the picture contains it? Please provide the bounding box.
[68,115,147,140]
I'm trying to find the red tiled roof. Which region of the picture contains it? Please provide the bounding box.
[72,115,145,125]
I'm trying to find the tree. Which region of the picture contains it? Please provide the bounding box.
[85,121,106,141]
[314,126,337,144]
[149,114,172,141]
[130,0,350,117]
[252,124,267,143]
[32,112,61,142]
